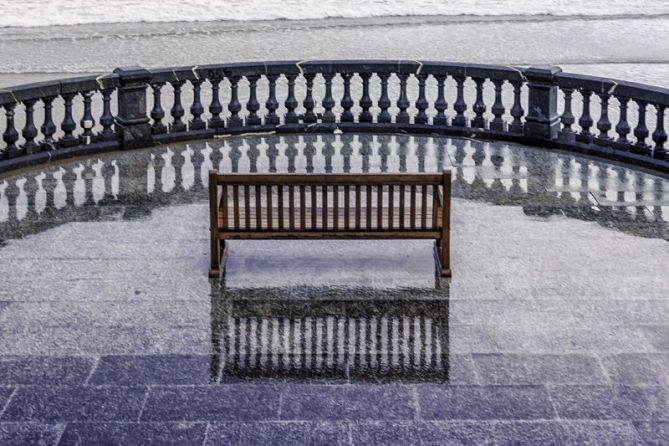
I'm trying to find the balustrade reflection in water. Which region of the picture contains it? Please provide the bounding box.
[0,134,667,243]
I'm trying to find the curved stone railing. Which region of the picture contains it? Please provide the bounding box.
[1,60,669,174]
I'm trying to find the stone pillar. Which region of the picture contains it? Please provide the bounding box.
[114,66,152,150]
[524,66,562,141]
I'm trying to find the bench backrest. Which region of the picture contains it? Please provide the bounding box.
[210,171,451,232]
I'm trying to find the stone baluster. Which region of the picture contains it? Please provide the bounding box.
[340,73,354,123]
[509,81,524,133]
[21,100,38,153]
[208,77,225,130]
[189,79,205,130]
[633,100,651,155]
[578,89,594,141]
[304,134,316,172]
[322,73,336,123]
[433,74,448,126]
[452,76,467,127]
[614,96,631,145]
[99,88,115,140]
[415,74,428,125]
[652,104,667,159]
[490,79,506,131]
[60,93,77,145]
[227,76,243,128]
[358,73,373,123]
[79,91,96,143]
[41,96,57,148]
[377,73,391,123]
[595,92,612,144]
[169,80,186,133]
[245,75,261,126]
[471,78,487,128]
[150,83,167,135]
[559,87,575,141]
[396,73,410,124]
[284,74,299,124]
[2,103,20,158]
[264,74,280,126]
[303,73,317,123]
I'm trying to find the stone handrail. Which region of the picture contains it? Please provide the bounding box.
[1,60,668,174]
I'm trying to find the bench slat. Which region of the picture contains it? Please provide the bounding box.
[410,185,416,229]
[300,185,306,230]
[399,185,405,230]
[344,185,350,230]
[355,185,361,229]
[421,185,427,229]
[255,185,262,230]
[266,185,273,228]
[366,185,372,229]
[244,185,251,230]
[233,185,240,229]
[289,185,295,230]
[377,185,383,229]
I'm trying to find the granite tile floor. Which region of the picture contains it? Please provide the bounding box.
[0,134,668,445]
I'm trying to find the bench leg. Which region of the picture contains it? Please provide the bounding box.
[439,231,451,278]
[209,233,221,278]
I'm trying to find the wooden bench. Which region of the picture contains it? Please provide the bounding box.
[208,170,451,278]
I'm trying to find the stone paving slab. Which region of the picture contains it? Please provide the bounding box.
[88,355,216,386]
[634,421,669,446]
[416,385,555,420]
[470,353,608,385]
[141,385,281,421]
[1,386,147,422]
[548,385,669,421]
[0,423,63,446]
[57,422,207,446]
[350,420,645,446]
[206,421,349,446]
[0,356,94,385]
[279,385,415,421]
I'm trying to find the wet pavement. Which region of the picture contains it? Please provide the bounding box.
[0,134,668,445]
